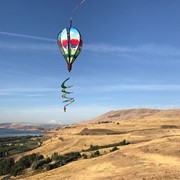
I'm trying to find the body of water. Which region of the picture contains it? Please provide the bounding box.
[0,128,43,137]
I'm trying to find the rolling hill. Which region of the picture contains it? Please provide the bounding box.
[11,109,180,180]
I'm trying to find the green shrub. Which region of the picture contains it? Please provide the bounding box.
[82,154,88,159]
[31,157,51,170]
[63,152,81,163]
[110,146,118,152]
[94,150,100,157]
[90,150,100,158]
[51,152,63,161]
[89,145,99,151]
[45,161,62,171]
[10,166,23,176]
[15,153,37,169]
[0,158,14,175]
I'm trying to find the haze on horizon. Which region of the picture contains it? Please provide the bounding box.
[1,0,180,124]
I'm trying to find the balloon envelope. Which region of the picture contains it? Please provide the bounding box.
[57,27,83,71]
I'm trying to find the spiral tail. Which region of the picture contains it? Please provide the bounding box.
[61,77,75,111]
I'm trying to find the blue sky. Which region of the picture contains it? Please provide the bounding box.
[1,0,180,124]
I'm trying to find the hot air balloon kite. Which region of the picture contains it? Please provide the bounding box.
[57,19,83,112]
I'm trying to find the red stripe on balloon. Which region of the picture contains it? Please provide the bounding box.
[70,39,79,46]
[62,40,68,47]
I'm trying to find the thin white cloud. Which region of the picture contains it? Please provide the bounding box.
[0,31,57,52]
[0,88,58,96]
[0,31,55,42]
[84,43,132,53]
[108,84,180,91]
[1,84,180,97]
[76,84,180,93]
[84,43,180,57]
[1,31,180,57]
[0,41,57,52]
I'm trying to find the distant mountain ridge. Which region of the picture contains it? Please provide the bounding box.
[0,123,60,132]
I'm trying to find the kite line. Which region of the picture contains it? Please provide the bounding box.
[71,0,86,19]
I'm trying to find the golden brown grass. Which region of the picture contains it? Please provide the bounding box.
[12,109,180,180]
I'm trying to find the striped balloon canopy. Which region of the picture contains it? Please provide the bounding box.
[57,27,83,72]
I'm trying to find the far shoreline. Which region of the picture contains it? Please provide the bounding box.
[0,133,43,138]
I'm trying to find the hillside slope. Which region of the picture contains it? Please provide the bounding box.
[12,109,180,180]
[82,108,180,124]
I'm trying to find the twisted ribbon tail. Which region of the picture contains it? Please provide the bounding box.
[61,77,75,112]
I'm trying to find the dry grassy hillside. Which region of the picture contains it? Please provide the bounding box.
[12,109,180,180]
[83,108,161,123]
